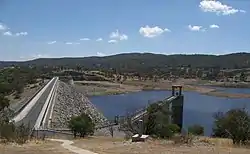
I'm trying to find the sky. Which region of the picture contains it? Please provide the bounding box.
[0,0,250,61]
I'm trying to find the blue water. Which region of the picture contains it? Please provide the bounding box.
[203,85,250,94]
[220,87,250,94]
[90,90,250,136]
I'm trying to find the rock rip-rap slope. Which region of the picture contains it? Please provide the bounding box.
[52,81,107,128]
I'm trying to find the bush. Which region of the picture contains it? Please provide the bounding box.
[188,125,204,136]
[0,95,10,111]
[15,123,30,144]
[68,113,95,138]
[212,108,250,144]
[0,120,30,144]
[144,103,180,139]
[155,124,180,139]
[0,122,16,142]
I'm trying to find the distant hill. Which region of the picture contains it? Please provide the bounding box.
[1,52,250,73]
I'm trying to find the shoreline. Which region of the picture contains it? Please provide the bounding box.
[74,80,250,99]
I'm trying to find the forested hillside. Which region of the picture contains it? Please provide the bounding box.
[1,52,250,73]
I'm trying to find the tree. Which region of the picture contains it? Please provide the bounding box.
[212,108,250,144]
[68,113,95,138]
[0,95,10,111]
[143,102,180,139]
[188,125,204,136]
[240,72,246,82]
[109,126,114,138]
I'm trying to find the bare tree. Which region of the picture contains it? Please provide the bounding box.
[109,126,114,138]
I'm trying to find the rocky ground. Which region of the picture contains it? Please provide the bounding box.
[52,81,108,129]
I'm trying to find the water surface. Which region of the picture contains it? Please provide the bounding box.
[90,90,250,136]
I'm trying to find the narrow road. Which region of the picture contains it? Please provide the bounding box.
[14,78,57,128]
[50,139,98,154]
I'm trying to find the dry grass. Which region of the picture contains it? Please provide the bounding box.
[7,80,47,111]
[0,140,74,154]
[2,137,250,154]
[74,79,250,98]
[75,79,215,96]
[73,136,250,154]
[199,137,234,147]
[205,91,250,98]
[74,81,141,96]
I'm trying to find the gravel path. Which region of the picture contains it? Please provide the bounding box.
[50,139,98,154]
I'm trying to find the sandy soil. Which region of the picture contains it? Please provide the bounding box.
[74,79,214,95]
[73,137,250,154]
[2,137,250,154]
[74,81,141,96]
[74,79,250,98]
[0,140,74,154]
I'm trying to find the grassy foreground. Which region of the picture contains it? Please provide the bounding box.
[73,136,250,154]
[2,136,250,154]
[0,140,73,154]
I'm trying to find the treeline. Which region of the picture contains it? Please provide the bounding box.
[1,52,250,74]
[0,67,38,97]
[0,66,51,144]
[0,66,53,101]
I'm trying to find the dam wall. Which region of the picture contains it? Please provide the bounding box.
[51,81,107,128]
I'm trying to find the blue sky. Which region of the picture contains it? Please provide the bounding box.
[0,0,250,61]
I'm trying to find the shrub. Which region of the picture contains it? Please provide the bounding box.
[0,121,30,144]
[68,113,95,138]
[212,108,250,144]
[15,123,30,144]
[0,122,16,142]
[188,125,204,136]
[144,103,180,139]
[0,95,10,111]
[155,124,180,139]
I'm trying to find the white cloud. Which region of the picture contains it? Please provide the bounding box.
[80,38,90,41]
[108,40,118,43]
[0,23,7,31]
[19,54,51,61]
[97,52,106,57]
[15,32,28,36]
[210,24,219,29]
[139,25,170,38]
[0,23,28,37]
[119,34,128,40]
[199,0,246,15]
[188,25,203,31]
[65,42,80,45]
[96,38,103,41]
[3,31,28,37]
[32,54,49,59]
[110,30,128,41]
[48,41,56,44]
[3,31,13,36]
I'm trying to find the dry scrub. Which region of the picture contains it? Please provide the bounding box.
[0,140,74,154]
[73,136,250,154]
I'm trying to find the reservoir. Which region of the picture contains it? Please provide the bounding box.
[90,89,250,136]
